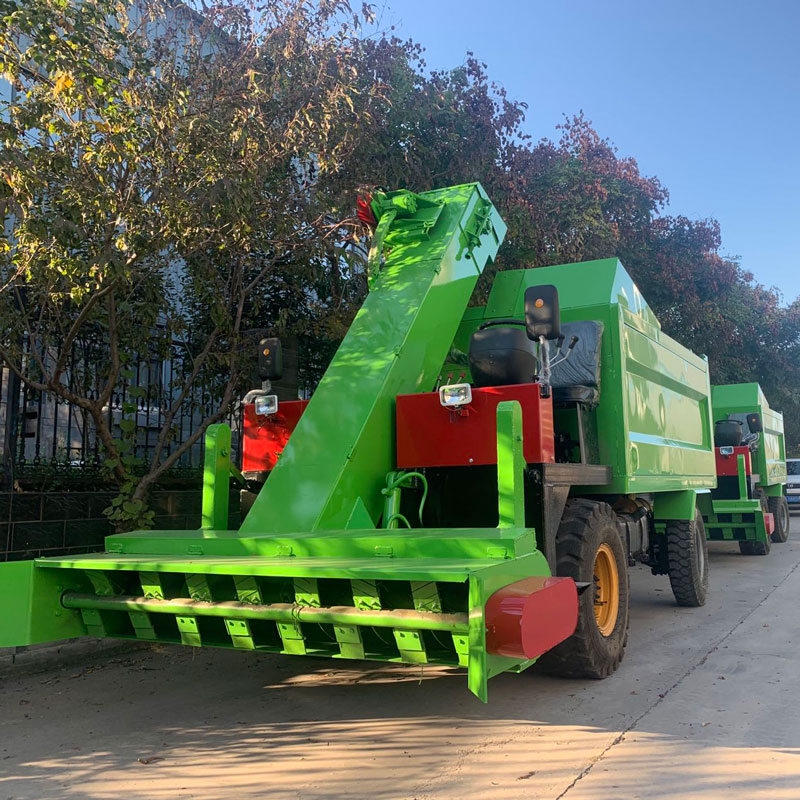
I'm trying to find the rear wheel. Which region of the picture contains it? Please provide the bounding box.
[666,510,708,607]
[768,496,790,543]
[538,499,629,679]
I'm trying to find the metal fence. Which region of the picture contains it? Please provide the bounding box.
[0,339,243,487]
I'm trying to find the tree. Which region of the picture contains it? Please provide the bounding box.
[0,0,385,527]
[333,34,800,449]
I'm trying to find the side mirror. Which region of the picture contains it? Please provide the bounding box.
[746,412,763,434]
[258,337,283,381]
[524,285,561,341]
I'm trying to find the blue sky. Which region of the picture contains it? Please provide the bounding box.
[382,0,799,302]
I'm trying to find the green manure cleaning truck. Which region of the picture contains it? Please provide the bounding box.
[700,382,788,555]
[0,183,718,701]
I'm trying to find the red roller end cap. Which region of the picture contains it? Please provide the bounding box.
[357,194,377,227]
[485,576,578,660]
[764,512,775,536]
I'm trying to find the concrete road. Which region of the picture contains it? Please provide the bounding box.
[3,520,800,800]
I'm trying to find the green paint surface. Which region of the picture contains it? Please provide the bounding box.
[241,183,506,534]
[455,257,717,494]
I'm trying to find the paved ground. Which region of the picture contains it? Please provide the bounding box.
[2,519,800,800]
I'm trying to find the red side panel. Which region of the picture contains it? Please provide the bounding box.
[485,576,578,660]
[242,399,309,473]
[715,446,752,477]
[396,384,555,468]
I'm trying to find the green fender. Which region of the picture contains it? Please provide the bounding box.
[653,489,698,521]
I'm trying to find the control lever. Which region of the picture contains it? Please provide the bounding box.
[549,335,580,369]
[566,335,579,353]
[742,430,760,452]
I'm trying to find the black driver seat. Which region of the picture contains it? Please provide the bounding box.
[467,319,603,407]
[468,325,537,388]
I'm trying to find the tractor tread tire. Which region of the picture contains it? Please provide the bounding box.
[739,539,770,556]
[768,496,790,543]
[666,510,709,607]
[537,499,629,680]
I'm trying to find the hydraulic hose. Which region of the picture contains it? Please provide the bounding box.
[382,470,428,527]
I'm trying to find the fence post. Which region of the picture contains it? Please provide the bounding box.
[2,368,21,490]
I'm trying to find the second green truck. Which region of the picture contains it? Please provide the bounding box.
[700,382,789,555]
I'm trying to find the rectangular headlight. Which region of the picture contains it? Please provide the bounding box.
[439,383,472,408]
[254,394,279,416]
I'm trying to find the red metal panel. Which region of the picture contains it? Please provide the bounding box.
[242,400,309,472]
[485,576,578,660]
[396,384,555,468]
[714,446,752,477]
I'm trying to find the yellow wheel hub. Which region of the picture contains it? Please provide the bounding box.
[593,542,620,637]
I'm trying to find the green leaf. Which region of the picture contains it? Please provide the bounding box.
[122,499,143,515]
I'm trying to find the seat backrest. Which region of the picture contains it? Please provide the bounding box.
[548,320,603,390]
[468,326,537,388]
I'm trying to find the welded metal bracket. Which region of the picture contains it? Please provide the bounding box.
[496,400,525,528]
[201,423,240,530]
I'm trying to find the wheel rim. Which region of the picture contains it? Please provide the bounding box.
[593,543,620,637]
[781,502,789,532]
[695,521,706,578]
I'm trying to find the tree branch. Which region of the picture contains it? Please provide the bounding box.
[51,280,118,385]
[12,284,50,383]
[131,380,236,497]
[97,290,120,409]
[147,326,220,470]
[0,344,49,394]
[86,403,126,484]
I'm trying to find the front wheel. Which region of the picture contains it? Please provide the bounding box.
[537,499,629,679]
[666,509,709,607]
[739,538,770,556]
[768,496,790,543]
[740,498,773,555]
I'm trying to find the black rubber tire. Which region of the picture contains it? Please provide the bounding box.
[739,537,770,556]
[739,495,772,555]
[768,496,790,543]
[537,499,629,679]
[666,509,709,607]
